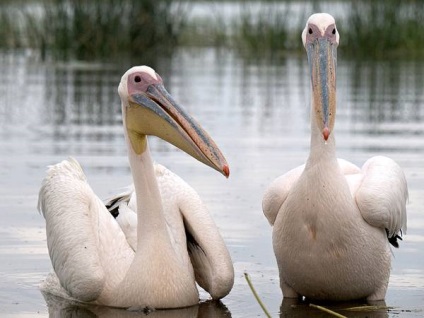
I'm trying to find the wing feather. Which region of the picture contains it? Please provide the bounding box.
[155,164,233,300]
[179,190,234,299]
[263,159,361,226]
[105,186,138,251]
[262,165,305,225]
[355,156,408,240]
[105,163,234,300]
[38,158,133,301]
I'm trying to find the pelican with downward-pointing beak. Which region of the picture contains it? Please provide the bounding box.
[263,13,408,301]
[38,66,234,309]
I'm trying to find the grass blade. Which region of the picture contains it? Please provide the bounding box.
[244,272,272,318]
[309,304,347,318]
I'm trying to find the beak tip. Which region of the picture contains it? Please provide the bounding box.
[322,127,330,141]
[223,164,230,178]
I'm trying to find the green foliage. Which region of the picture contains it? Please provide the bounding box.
[343,0,424,58]
[0,0,189,60]
[0,0,424,60]
[48,0,188,60]
[0,6,26,49]
[234,3,291,57]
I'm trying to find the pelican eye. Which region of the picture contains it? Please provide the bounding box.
[134,75,141,83]
[308,28,313,34]
[332,28,336,35]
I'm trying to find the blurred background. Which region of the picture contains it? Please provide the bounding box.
[1,0,424,61]
[0,1,423,317]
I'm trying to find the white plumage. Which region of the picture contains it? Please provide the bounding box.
[38,66,234,309]
[263,13,408,301]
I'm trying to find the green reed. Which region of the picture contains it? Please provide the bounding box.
[230,0,424,59]
[233,2,292,57]
[0,0,189,61]
[180,1,305,58]
[343,0,424,58]
[46,0,189,60]
[0,0,424,60]
[0,5,26,49]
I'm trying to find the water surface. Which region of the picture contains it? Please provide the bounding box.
[0,48,423,317]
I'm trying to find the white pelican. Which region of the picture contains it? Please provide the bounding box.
[38,66,234,309]
[262,13,408,301]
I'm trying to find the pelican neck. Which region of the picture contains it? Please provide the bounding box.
[306,114,338,169]
[126,139,170,245]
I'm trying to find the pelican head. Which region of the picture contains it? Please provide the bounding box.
[302,13,339,141]
[118,66,229,177]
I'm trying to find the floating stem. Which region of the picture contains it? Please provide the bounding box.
[244,272,272,318]
[344,305,391,311]
[309,304,347,318]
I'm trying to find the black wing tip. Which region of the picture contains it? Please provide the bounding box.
[386,229,403,248]
[183,217,206,255]
[105,198,120,218]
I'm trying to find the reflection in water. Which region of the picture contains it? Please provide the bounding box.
[280,298,388,318]
[42,292,231,318]
[45,68,120,126]
[1,50,422,153]
[0,48,423,317]
[42,66,123,157]
[349,59,424,126]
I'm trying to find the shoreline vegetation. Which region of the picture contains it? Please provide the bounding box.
[1,0,424,61]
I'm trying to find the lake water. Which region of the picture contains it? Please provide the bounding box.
[0,47,423,317]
